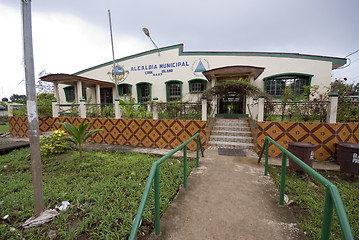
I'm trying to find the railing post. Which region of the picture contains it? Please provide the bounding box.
[201,96,207,121]
[153,103,158,120]
[114,98,121,119]
[196,136,200,167]
[257,96,265,122]
[183,146,187,188]
[7,101,13,117]
[327,92,338,123]
[321,187,334,240]
[279,153,287,206]
[264,139,269,176]
[79,99,86,118]
[154,166,161,236]
[51,99,59,117]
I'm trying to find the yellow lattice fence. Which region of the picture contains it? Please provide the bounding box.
[8,116,206,151]
[257,121,359,161]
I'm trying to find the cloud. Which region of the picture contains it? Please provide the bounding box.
[0,3,149,98]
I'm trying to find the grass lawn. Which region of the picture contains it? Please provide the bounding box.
[0,122,9,134]
[268,165,359,239]
[0,147,195,239]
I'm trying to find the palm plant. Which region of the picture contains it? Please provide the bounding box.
[58,121,102,158]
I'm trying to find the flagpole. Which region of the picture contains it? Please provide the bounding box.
[108,9,119,99]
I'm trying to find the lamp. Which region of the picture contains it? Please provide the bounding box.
[142,27,160,56]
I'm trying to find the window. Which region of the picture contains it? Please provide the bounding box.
[165,80,182,102]
[64,86,75,102]
[188,79,207,93]
[264,73,313,97]
[118,84,132,96]
[64,86,86,102]
[136,82,152,103]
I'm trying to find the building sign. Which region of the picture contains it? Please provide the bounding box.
[192,58,210,77]
[129,61,190,76]
[108,64,129,83]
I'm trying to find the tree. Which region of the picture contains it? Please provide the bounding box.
[58,121,102,159]
[10,94,26,104]
[1,97,8,102]
[36,70,53,94]
[204,79,268,100]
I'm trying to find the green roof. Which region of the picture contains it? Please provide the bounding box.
[73,44,347,76]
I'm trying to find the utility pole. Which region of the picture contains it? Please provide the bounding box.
[21,0,44,215]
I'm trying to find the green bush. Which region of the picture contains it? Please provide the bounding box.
[40,130,70,156]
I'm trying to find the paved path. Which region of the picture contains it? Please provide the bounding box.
[148,149,307,240]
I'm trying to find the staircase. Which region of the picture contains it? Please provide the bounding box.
[208,118,255,150]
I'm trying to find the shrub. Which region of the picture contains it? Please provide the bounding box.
[40,130,70,156]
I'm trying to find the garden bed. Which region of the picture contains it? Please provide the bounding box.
[268,165,359,239]
[0,147,195,239]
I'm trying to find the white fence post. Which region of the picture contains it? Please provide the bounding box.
[7,102,13,117]
[201,97,207,121]
[115,98,121,119]
[327,92,338,123]
[52,100,59,117]
[257,96,265,122]
[80,99,86,118]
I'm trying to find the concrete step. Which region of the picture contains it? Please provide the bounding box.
[211,130,252,137]
[212,125,251,131]
[207,140,255,149]
[210,135,253,143]
[215,120,249,126]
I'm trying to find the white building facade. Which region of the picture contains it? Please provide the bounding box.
[41,44,346,116]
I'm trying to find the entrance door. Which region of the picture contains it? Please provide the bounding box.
[100,88,113,104]
[218,94,245,114]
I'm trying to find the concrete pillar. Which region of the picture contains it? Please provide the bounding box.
[115,98,121,119]
[79,99,86,118]
[53,82,59,102]
[257,96,265,122]
[7,102,13,117]
[96,84,101,105]
[201,97,207,121]
[51,100,59,117]
[327,92,338,123]
[153,104,158,120]
[76,81,82,104]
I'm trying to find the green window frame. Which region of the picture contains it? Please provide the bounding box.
[264,73,313,98]
[136,82,152,103]
[117,83,132,96]
[64,86,86,102]
[165,80,183,102]
[188,79,207,93]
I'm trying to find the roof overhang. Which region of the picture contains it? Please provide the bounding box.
[40,74,115,88]
[203,65,265,82]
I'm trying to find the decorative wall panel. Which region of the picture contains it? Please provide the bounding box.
[9,117,206,151]
[257,121,359,161]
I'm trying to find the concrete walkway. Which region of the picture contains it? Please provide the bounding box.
[148,149,307,240]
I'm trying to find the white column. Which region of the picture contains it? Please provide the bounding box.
[257,96,265,122]
[7,102,13,117]
[76,81,82,103]
[327,93,338,123]
[96,84,101,105]
[53,82,59,102]
[79,99,86,118]
[52,100,59,117]
[153,104,158,120]
[115,98,121,119]
[202,97,207,121]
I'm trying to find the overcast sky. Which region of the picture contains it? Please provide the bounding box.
[1,0,358,99]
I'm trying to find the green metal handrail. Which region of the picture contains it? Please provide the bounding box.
[246,104,257,129]
[206,104,217,127]
[128,133,204,240]
[258,136,354,240]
